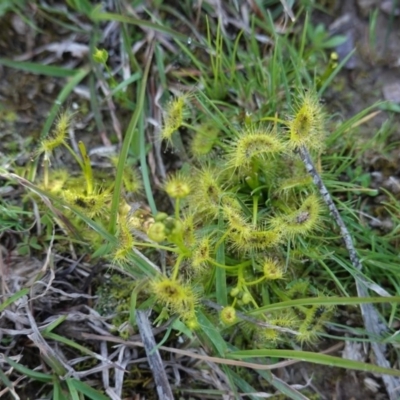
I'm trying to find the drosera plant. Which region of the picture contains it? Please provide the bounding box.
[142,83,400,387]
[138,87,338,341]
[2,1,400,399]
[76,72,398,360]
[32,74,400,398]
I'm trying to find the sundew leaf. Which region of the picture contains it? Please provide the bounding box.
[28,68,89,182]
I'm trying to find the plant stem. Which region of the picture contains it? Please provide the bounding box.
[171,253,185,281]
[133,242,180,253]
[243,276,266,286]
[253,195,259,226]
[63,142,84,171]
[43,158,49,189]
[208,258,251,270]
[175,198,180,219]
[78,141,94,195]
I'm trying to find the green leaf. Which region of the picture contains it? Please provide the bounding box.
[41,315,68,334]
[66,0,93,15]
[322,35,348,48]
[229,349,400,377]
[171,319,195,340]
[43,332,100,359]
[0,368,17,398]
[53,377,66,400]
[379,102,400,113]
[66,378,81,400]
[4,356,53,382]
[67,379,109,400]
[0,288,29,312]
[197,310,228,355]
[90,11,195,44]
[256,369,309,400]
[0,58,76,77]
[108,44,154,233]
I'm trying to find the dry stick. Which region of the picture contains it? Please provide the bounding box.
[298,146,400,400]
[82,332,343,372]
[136,310,174,400]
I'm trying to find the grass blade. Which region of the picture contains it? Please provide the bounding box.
[0,58,76,77]
[229,348,400,377]
[67,379,109,400]
[108,44,154,233]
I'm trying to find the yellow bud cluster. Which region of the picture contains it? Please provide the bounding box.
[146,215,184,243]
[147,222,166,242]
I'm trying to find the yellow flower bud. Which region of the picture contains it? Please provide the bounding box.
[242,292,252,305]
[147,222,166,242]
[93,48,109,64]
[220,306,237,325]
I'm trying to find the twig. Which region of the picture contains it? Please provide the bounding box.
[298,145,400,400]
[82,333,344,372]
[136,310,174,400]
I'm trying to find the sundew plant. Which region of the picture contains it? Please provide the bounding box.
[31,87,335,346]
[150,88,333,343]
[2,2,400,398]
[25,83,394,353]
